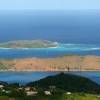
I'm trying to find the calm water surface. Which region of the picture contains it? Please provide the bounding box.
[0,71,100,85]
[0,11,100,85]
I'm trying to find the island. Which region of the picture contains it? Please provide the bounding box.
[0,40,58,48]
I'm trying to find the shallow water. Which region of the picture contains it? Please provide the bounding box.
[0,43,100,58]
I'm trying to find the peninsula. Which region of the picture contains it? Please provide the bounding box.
[0,55,100,71]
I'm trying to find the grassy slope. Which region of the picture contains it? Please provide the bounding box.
[0,93,99,100]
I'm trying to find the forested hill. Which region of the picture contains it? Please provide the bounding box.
[27,73,100,94]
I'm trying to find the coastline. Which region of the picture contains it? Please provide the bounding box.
[1,69,100,72]
[0,55,100,71]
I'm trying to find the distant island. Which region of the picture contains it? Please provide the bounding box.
[0,40,58,48]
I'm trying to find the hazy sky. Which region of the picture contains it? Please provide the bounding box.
[0,0,100,10]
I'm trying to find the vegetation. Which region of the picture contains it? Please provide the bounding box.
[0,62,9,70]
[0,73,100,100]
[0,93,100,100]
[0,40,58,48]
[28,73,100,94]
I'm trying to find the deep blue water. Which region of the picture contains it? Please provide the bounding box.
[0,72,100,85]
[0,10,100,84]
[0,10,100,44]
[0,10,99,58]
[0,10,100,58]
[0,72,59,85]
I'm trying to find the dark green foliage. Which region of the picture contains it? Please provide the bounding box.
[9,83,20,88]
[28,73,100,94]
[0,73,100,99]
[8,90,26,97]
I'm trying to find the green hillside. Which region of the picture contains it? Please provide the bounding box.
[28,73,100,94]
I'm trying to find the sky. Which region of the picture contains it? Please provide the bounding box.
[0,0,100,10]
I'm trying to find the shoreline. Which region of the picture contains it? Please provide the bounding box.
[0,55,100,71]
[1,69,100,72]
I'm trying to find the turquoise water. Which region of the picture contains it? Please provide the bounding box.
[0,10,100,85]
[0,44,100,85]
[0,43,100,58]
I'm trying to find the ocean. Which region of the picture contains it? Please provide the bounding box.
[0,10,100,84]
[0,10,100,44]
[0,44,100,58]
[0,71,100,85]
[0,10,100,58]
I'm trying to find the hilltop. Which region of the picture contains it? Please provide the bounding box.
[28,73,100,94]
[0,73,100,100]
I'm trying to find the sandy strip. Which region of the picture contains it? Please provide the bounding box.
[0,55,100,71]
